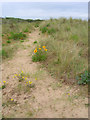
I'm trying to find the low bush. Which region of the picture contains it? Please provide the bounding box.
[76,70,90,85]
[8,32,26,40]
[35,24,39,28]
[7,40,11,43]
[33,41,37,44]
[40,27,48,33]
[20,40,24,42]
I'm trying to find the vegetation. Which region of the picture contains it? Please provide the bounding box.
[1,17,42,60]
[33,41,37,44]
[32,46,47,62]
[39,18,88,83]
[1,43,19,60]
[76,70,90,85]
[7,32,26,40]
[1,17,88,84]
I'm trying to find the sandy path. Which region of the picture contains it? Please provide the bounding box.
[2,29,88,118]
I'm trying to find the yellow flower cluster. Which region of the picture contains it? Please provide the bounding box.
[34,46,47,53]
[34,49,37,53]
[11,98,13,101]
[3,81,6,83]
[42,46,47,51]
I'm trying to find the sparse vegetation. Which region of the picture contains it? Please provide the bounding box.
[8,32,26,40]
[2,17,88,118]
[39,18,88,83]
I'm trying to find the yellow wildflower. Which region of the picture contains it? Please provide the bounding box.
[39,48,41,50]
[35,78,37,80]
[3,81,6,83]
[34,49,37,53]
[26,82,28,84]
[11,99,13,101]
[68,93,70,96]
[22,77,24,79]
[25,78,27,80]
[21,71,23,73]
[45,49,47,51]
[19,74,20,76]
[14,74,17,76]
[29,81,32,84]
[13,76,14,78]
[43,46,46,48]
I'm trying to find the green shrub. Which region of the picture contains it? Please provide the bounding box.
[9,32,26,40]
[2,85,6,89]
[76,70,90,85]
[2,34,4,37]
[33,41,37,44]
[32,47,47,62]
[20,40,24,42]
[46,23,50,27]
[7,40,11,43]
[40,27,48,33]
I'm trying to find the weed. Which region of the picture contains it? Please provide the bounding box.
[8,32,26,40]
[85,103,90,107]
[20,40,24,42]
[2,44,5,46]
[46,23,50,27]
[33,41,37,44]
[40,27,48,33]
[70,34,79,42]
[2,85,6,89]
[48,28,56,34]
[1,44,19,59]
[13,71,25,82]
[76,70,90,85]
[7,40,11,43]
[24,28,29,32]
[1,49,8,58]
[2,81,7,89]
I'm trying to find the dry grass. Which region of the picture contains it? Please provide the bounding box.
[39,18,88,83]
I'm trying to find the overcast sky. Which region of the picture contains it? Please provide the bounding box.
[2,2,88,20]
[0,0,89,2]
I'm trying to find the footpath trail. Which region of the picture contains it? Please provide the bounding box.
[2,29,88,118]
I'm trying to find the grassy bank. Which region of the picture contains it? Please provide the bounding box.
[38,18,88,83]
